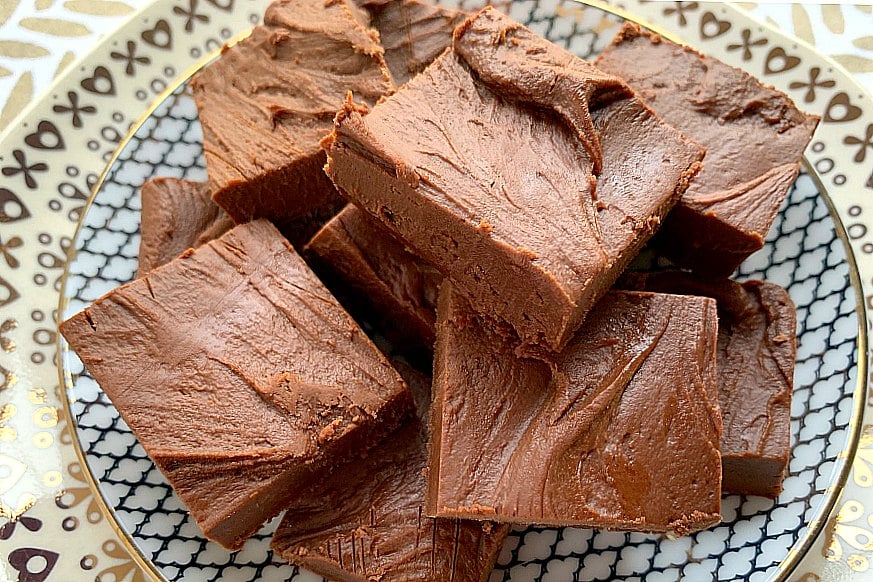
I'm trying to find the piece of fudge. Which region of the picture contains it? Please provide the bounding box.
[191,0,393,231]
[272,360,509,582]
[305,205,442,355]
[60,220,412,549]
[620,271,796,497]
[597,23,819,277]
[428,285,722,534]
[137,178,234,276]
[357,0,469,86]
[324,7,704,351]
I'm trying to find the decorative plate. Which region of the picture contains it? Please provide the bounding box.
[2,1,873,581]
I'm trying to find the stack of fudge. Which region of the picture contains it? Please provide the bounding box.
[60,1,818,580]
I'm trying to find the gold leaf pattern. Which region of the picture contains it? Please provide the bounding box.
[791,4,815,46]
[853,37,873,52]
[832,54,873,73]
[0,40,50,58]
[99,540,147,582]
[19,17,90,37]
[822,4,845,35]
[0,71,32,132]
[35,0,56,9]
[826,500,873,564]
[859,5,872,15]
[53,50,75,79]
[63,0,135,16]
[0,65,11,78]
[0,0,19,27]
[854,434,873,487]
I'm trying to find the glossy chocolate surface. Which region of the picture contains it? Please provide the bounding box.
[61,220,411,549]
[305,204,442,355]
[597,23,818,276]
[325,8,703,351]
[358,0,468,86]
[191,0,392,231]
[429,286,722,534]
[137,178,233,276]
[272,362,508,582]
[621,271,796,497]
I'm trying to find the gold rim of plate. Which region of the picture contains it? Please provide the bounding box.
[0,0,868,580]
[49,4,873,582]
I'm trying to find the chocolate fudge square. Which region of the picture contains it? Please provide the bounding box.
[597,23,819,277]
[272,362,509,582]
[620,271,796,497]
[137,178,233,276]
[325,7,703,351]
[428,286,722,534]
[60,220,412,549]
[191,0,393,231]
[305,204,442,355]
[357,0,469,86]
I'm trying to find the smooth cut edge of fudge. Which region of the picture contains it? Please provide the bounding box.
[620,271,796,497]
[304,204,441,355]
[324,39,704,351]
[61,219,413,549]
[658,163,800,277]
[723,278,795,498]
[191,0,392,231]
[137,177,234,277]
[209,141,346,233]
[271,358,508,582]
[596,22,819,277]
[427,284,722,534]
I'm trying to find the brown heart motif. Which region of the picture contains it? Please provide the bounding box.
[700,12,731,40]
[142,18,172,50]
[8,547,58,582]
[0,187,31,223]
[24,120,65,150]
[81,66,115,96]
[764,47,801,75]
[824,92,863,123]
[206,0,234,11]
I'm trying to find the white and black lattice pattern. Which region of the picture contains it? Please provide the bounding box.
[59,2,860,580]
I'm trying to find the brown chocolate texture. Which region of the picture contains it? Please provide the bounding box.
[305,204,442,355]
[272,362,508,582]
[324,7,704,351]
[191,0,393,231]
[597,23,818,277]
[357,0,469,86]
[60,220,412,549]
[429,286,722,534]
[137,178,234,276]
[620,272,796,497]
